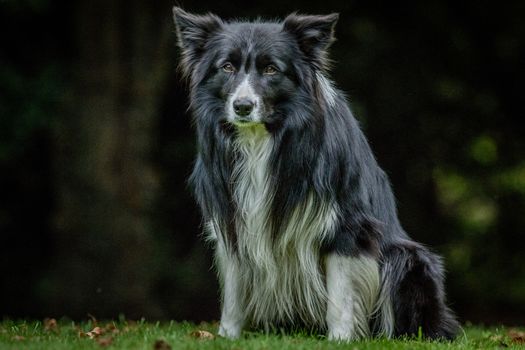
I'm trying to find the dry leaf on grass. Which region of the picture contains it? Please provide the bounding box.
[43,318,58,332]
[508,329,525,344]
[78,324,117,346]
[190,330,215,340]
[86,326,104,339]
[96,336,114,347]
[153,339,172,350]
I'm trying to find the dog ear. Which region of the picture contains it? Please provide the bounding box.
[172,7,222,78]
[283,13,339,70]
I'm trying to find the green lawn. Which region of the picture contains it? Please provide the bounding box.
[0,319,523,349]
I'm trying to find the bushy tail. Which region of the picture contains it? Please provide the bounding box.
[377,240,460,340]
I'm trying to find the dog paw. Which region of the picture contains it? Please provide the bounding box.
[328,328,354,342]
[218,324,241,339]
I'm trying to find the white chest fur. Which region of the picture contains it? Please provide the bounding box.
[223,125,338,327]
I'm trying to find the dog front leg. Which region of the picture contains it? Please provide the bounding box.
[325,253,356,341]
[216,244,245,338]
[325,253,380,341]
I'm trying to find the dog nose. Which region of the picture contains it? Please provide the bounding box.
[233,98,254,117]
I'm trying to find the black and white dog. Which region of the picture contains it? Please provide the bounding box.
[173,7,459,340]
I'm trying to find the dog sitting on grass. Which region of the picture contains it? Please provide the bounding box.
[172,7,459,341]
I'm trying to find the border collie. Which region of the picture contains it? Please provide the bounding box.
[172,7,459,341]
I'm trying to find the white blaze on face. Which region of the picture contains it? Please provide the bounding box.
[228,75,262,124]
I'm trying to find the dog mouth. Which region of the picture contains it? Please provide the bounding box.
[226,110,282,134]
[231,118,264,128]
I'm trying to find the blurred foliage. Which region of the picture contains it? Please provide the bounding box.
[0,65,61,161]
[0,0,524,324]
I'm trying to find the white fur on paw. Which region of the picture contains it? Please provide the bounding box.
[328,327,354,342]
[218,324,241,339]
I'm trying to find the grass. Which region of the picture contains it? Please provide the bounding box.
[0,319,523,349]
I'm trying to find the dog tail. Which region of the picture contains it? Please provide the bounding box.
[373,240,460,340]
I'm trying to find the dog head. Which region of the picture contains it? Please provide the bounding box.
[173,8,338,130]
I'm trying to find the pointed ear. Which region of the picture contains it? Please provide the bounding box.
[172,7,222,78]
[283,13,339,70]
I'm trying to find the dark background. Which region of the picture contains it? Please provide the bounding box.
[1,0,524,325]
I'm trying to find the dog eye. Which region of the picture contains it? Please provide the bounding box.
[222,63,235,73]
[263,65,278,75]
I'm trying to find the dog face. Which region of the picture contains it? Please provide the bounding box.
[173,8,338,129]
[206,23,298,127]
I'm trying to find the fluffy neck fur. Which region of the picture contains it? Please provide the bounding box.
[223,124,338,327]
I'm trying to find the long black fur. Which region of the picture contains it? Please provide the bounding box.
[173,7,459,339]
